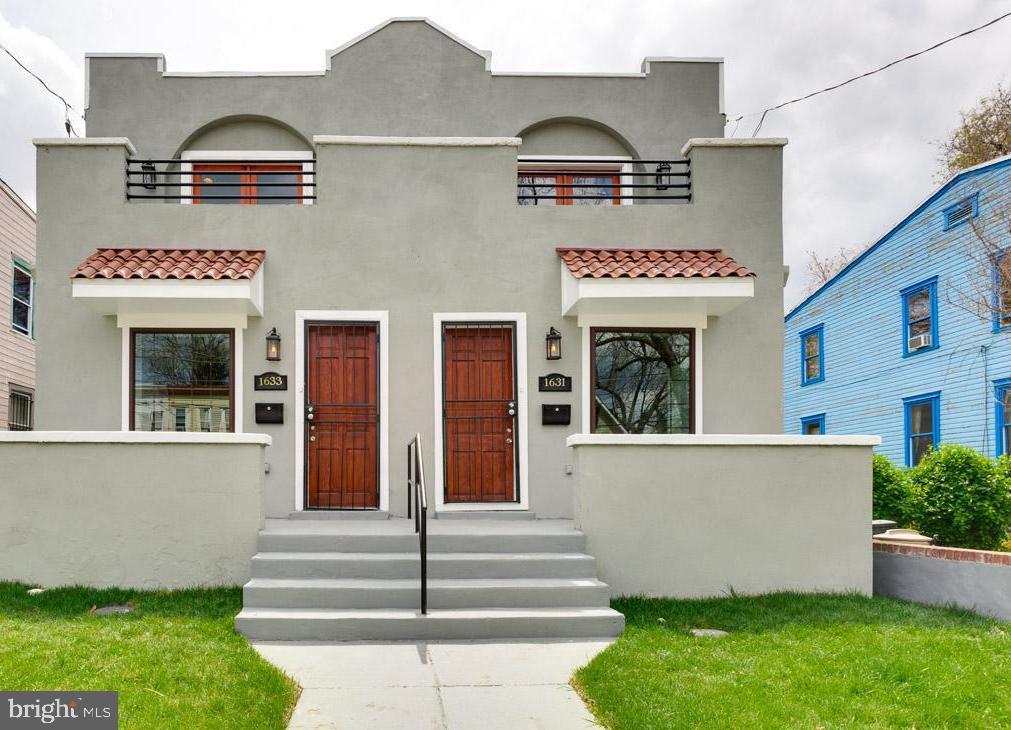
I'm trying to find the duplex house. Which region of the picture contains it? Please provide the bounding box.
[0,177,35,431]
[785,154,1011,466]
[9,19,875,640]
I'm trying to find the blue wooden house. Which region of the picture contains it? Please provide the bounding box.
[784,154,1011,466]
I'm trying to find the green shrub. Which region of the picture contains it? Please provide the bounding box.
[906,443,1011,550]
[872,454,910,524]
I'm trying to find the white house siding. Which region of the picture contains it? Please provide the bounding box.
[784,157,1011,465]
[0,179,36,430]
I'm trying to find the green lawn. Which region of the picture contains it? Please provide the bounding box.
[575,593,1011,729]
[0,582,297,729]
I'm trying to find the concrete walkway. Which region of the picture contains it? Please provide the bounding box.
[254,638,613,729]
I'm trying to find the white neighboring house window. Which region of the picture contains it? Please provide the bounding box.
[8,386,33,431]
[11,259,33,337]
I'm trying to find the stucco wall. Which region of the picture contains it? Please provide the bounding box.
[84,20,724,161]
[34,138,785,519]
[0,179,36,430]
[873,541,1011,620]
[0,434,266,588]
[569,437,875,597]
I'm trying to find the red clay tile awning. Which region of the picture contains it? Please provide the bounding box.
[556,247,755,279]
[70,248,265,280]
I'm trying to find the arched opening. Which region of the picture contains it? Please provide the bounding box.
[514,118,640,206]
[174,115,312,157]
[164,115,313,205]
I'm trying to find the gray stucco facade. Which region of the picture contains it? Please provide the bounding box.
[34,19,788,519]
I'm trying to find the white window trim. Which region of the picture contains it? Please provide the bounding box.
[121,326,243,433]
[179,150,314,206]
[433,313,529,512]
[10,259,34,337]
[293,310,390,513]
[580,323,703,435]
[517,155,633,206]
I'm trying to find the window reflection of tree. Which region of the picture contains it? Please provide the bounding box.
[139,334,230,386]
[594,331,691,434]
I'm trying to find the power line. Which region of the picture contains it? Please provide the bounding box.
[0,41,81,136]
[729,10,1011,137]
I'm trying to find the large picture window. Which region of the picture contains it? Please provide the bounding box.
[591,328,693,434]
[131,330,234,432]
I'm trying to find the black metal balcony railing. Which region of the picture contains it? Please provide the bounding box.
[126,158,316,202]
[517,158,690,204]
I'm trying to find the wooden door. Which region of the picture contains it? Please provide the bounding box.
[443,323,518,502]
[305,323,379,509]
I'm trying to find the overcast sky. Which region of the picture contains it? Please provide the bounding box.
[1,0,1009,308]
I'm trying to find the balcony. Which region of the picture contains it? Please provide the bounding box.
[516,158,690,205]
[126,156,316,203]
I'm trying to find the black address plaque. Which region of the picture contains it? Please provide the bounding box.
[538,373,572,392]
[254,372,288,391]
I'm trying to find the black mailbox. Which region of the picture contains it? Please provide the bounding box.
[542,404,571,426]
[255,403,284,424]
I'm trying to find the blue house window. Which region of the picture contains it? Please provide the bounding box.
[800,413,826,435]
[995,379,1011,456]
[799,324,824,385]
[901,277,938,356]
[942,193,978,231]
[993,249,1011,331]
[904,391,940,466]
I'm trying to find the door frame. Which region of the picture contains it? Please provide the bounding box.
[433,312,529,512]
[294,310,389,512]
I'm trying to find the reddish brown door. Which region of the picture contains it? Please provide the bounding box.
[443,323,518,502]
[305,323,379,509]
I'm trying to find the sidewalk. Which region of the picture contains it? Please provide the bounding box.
[253,638,614,729]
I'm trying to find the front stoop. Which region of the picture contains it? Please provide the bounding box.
[235,518,625,641]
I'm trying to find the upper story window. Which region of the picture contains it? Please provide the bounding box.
[518,169,622,206]
[192,163,305,205]
[800,413,825,435]
[904,391,940,466]
[10,258,33,337]
[942,193,978,230]
[993,249,1011,331]
[901,277,938,356]
[799,324,824,386]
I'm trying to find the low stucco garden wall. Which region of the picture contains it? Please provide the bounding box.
[0,432,268,588]
[568,435,877,597]
[873,541,1011,620]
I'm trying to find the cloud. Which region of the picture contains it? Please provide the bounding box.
[0,7,83,208]
[0,0,1008,307]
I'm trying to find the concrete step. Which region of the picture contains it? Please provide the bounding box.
[257,530,586,554]
[286,510,390,520]
[435,511,536,520]
[242,577,610,609]
[250,552,599,580]
[234,606,625,641]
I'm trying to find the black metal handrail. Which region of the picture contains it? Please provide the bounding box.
[517,158,690,202]
[125,158,316,201]
[406,433,429,615]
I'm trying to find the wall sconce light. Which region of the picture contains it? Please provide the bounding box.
[265,328,281,361]
[655,161,672,191]
[545,327,562,360]
[141,161,157,190]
